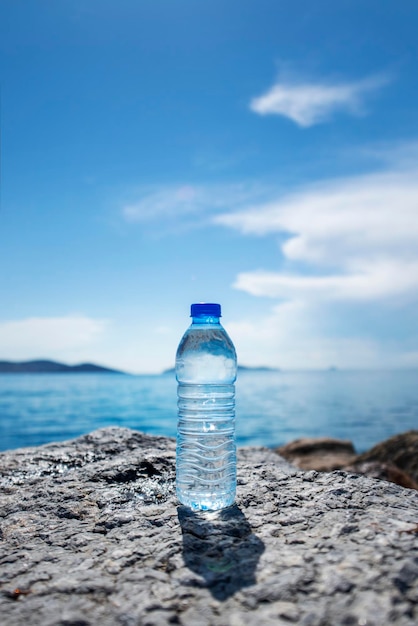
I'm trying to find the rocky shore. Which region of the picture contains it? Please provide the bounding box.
[277,430,418,489]
[1,427,417,625]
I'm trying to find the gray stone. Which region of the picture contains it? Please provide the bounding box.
[343,460,418,490]
[276,437,357,471]
[355,430,418,483]
[0,427,417,625]
[276,432,418,490]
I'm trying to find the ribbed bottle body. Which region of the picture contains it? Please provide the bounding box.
[176,382,236,510]
[175,314,237,511]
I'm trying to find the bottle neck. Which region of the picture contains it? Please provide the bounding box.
[191,315,221,325]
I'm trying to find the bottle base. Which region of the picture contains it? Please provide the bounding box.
[176,489,235,512]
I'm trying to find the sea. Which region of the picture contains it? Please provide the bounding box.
[0,369,417,454]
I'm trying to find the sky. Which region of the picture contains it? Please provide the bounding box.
[1,0,418,374]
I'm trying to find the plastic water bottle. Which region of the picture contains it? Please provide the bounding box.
[176,302,237,511]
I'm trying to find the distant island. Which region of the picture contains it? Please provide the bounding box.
[0,360,280,376]
[162,365,280,374]
[0,360,125,374]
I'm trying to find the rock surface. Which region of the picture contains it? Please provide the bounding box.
[276,438,357,472]
[343,461,418,490]
[276,431,418,490]
[355,430,418,484]
[0,427,417,626]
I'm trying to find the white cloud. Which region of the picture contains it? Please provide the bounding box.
[213,149,418,367]
[215,164,418,304]
[122,185,201,222]
[229,301,391,369]
[0,315,108,362]
[121,183,271,227]
[250,74,389,127]
[233,261,418,302]
[116,143,418,369]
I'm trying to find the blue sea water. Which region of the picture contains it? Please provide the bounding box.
[0,370,417,453]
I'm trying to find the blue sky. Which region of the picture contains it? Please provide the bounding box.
[1,0,418,373]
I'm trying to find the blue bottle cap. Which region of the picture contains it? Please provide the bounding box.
[190,303,221,317]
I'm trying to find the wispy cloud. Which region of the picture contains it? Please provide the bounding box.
[121,183,271,229]
[0,315,108,361]
[250,73,390,127]
[215,161,418,304]
[233,260,418,302]
[122,185,201,223]
[227,301,396,369]
[213,147,418,367]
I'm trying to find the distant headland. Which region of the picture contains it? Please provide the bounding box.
[0,360,279,375]
[0,360,125,374]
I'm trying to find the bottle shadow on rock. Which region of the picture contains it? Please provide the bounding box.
[178,504,265,601]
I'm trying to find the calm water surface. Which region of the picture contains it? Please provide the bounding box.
[0,370,417,453]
